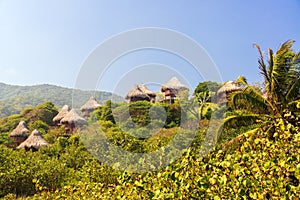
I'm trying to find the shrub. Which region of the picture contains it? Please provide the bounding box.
[28,120,49,135]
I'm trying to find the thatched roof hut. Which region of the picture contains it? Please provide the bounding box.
[10,121,29,146]
[80,97,101,119]
[161,77,188,93]
[10,121,29,137]
[139,84,156,97]
[217,81,242,105]
[53,105,70,124]
[125,84,156,103]
[160,77,188,103]
[139,84,156,103]
[61,109,87,132]
[125,84,148,100]
[217,81,241,94]
[80,96,101,111]
[17,129,49,151]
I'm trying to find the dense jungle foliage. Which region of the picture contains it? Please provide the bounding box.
[0,104,299,199]
[0,40,299,199]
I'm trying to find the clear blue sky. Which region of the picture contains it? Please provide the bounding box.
[0,0,300,95]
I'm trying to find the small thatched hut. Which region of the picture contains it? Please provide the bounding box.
[61,109,88,133]
[161,77,189,103]
[80,97,101,119]
[53,105,70,125]
[17,129,49,151]
[125,84,156,103]
[10,121,29,146]
[217,81,242,106]
[139,84,156,103]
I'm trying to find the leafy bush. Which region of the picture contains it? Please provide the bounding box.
[200,103,218,120]
[22,102,58,126]
[24,118,299,199]
[28,120,49,135]
[128,101,152,126]
[91,100,115,124]
[0,146,68,197]
[0,114,25,133]
[0,110,299,199]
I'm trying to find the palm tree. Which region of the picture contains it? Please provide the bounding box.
[218,40,300,137]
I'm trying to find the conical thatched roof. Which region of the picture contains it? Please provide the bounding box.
[138,84,156,97]
[161,77,188,92]
[61,109,88,126]
[17,129,49,149]
[217,81,242,94]
[125,84,150,99]
[10,121,29,137]
[80,96,101,111]
[53,105,70,123]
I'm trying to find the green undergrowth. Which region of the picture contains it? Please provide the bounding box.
[1,117,299,199]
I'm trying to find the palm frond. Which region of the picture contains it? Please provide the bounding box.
[230,83,274,112]
[267,48,274,96]
[275,40,295,60]
[216,114,262,141]
[236,75,248,86]
[268,48,274,77]
[242,85,265,98]
[286,51,300,101]
[231,92,270,112]
[286,77,300,101]
[254,43,269,83]
[273,40,296,91]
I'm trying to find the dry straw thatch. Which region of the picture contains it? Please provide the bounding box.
[53,105,70,123]
[125,84,149,99]
[80,96,101,111]
[17,129,49,150]
[217,81,241,94]
[61,109,88,126]
[139,84,156,97]
[217,81,242,105]
[161,77,188,93]
[10,121,29,137]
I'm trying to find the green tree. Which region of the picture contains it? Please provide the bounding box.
[194,81,222,97]
[190,81,221,120]
[219,40,300,136]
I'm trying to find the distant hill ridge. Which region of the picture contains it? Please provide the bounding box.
[0,82,124,118]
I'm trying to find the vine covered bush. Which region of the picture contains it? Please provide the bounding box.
[0,116,299,199]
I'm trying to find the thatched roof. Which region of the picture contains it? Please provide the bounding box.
[125,84,150,99]
[217,81,242,94]
[53,105,70,123]
[61,109,88,126]
[161,77,188,92]
[138,84,156,97]
[17,129,49,149]
[80,96,101,111]
[10,121,29,137]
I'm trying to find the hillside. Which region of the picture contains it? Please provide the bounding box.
[0,82,124,118]
[0,103,299,199]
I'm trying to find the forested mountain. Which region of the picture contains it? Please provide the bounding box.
[0,82,124,118]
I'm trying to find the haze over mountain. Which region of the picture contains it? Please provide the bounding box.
[0,82,124,118]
